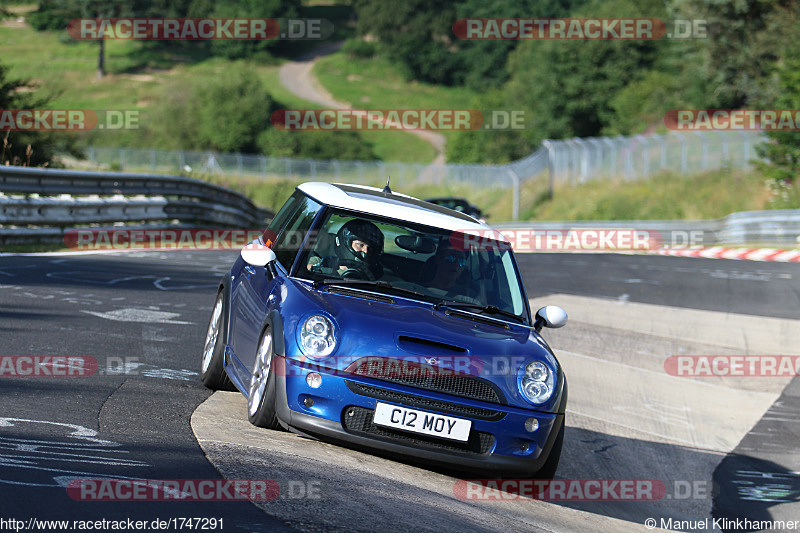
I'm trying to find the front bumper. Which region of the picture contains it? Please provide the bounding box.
[273,355,565,476]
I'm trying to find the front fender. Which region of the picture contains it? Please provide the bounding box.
[219,274,233,346]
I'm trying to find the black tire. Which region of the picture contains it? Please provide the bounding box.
[533,418,565,480]
[247,327,281,429]
[200,291,234,390]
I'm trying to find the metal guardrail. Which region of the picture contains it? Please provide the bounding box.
[718,209,800,246]
[3,166,795,250]
[0,166,274,246]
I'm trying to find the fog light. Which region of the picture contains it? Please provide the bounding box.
[303,397,314,408]
[525,417,539,432]
[306,372,322,388]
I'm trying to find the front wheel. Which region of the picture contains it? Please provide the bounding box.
[247,327,281,429]
[200,292,233,390]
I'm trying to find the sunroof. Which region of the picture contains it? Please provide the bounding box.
[333,184,478,223]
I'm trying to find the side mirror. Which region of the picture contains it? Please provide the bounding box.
[534,305,568,333]
[241,243,277,267]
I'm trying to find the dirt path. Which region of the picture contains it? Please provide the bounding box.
[278,42,447,167]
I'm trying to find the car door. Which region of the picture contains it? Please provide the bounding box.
[230,193,322,379]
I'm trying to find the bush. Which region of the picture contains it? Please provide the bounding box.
[342,39,376,59]
[143,65,275,153]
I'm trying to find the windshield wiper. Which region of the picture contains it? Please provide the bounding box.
[313,278,429,301]
[433,300,526,324]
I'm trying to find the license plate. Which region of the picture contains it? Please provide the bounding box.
[372,403,472,442]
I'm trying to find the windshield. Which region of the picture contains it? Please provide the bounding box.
[297,210,528,321]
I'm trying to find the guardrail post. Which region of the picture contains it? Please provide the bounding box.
[601,137,615,177]
[699,132,708,170]
[679,133,688,173]
[507,169,520,221]
[658,134,667,170]
[740,131,751,166]
[720,132,729,163]
[542,140,555,199]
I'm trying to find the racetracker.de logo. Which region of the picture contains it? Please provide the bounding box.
[64,229,264,251]
[0,356,98,377]
[0,109,140,131]
[67,18,279,40]
[453,479,665,501]
[664,109,800,131]
[66,18,333,40]
[664,355,800,377]
[276,354,488,378]
[452,19,707,40]
[449,228,664,252]
[270,109,526,131]
[67,479,280,501]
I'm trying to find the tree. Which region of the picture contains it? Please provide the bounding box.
[447,0,672,163]
[353,0,462,85]
[210,0,301,59]
[0,63,81,166]
[677,0,800,109]
[756,19,800,184]
[453,0,588,91]
[144,65,275,153]
[30,0,135,78]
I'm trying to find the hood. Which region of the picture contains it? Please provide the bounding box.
[279,278,562,412]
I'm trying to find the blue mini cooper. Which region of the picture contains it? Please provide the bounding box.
[201,182,568,478]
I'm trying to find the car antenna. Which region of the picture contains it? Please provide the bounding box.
[382,176,392,195]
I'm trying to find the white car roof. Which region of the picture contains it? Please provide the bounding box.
[298,182,504,239]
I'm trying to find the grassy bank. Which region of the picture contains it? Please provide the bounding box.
[313,51,477,150]
[523,168,800,221]
[0,6,434,162]
[193,166,798,224]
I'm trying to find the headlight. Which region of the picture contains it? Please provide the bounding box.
[519,361,555,405]
[299,315,337,358]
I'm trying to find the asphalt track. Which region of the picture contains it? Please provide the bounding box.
[0,250,798,532]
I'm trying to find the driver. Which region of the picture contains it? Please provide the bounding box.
[309,219,384,280]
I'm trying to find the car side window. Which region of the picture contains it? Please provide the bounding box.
[263,191,304,246]
[272,196,321,271]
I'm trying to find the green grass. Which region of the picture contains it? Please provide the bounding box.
[199,173,512,216]
[0,9,433,162]
[523,168,800,221]
[176,166,796,224]
[314,53,476,112]
[313,52,478,157]
[0,242,70,253]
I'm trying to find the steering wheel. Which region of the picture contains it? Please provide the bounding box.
[341,268,366,280]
